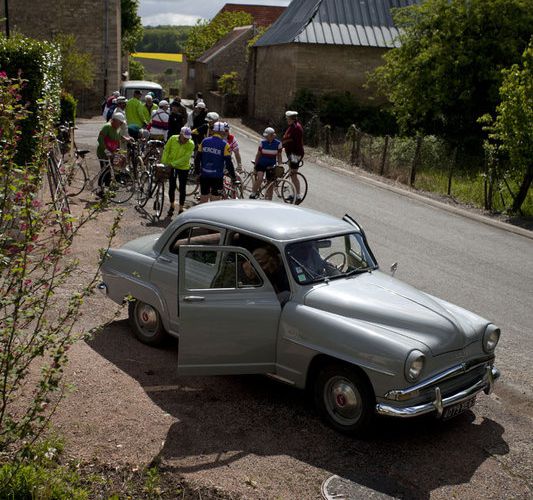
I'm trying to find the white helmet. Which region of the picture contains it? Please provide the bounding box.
[206,112,220,122]
[212,121,226,133]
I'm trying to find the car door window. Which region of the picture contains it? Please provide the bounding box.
[169,226,221,254]
[184,249,262,290]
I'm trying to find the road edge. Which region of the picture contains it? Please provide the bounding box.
[229,120,533,241]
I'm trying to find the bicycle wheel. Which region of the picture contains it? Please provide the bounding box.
[64,160,88,197]
[276,179,296,204]
[280,171,308,204]
[137,172,152,207]
[185,169,200,196]
[222,175,243,199]
[109,169,135,204]
[152,182,165,219]
[240,171,255,195]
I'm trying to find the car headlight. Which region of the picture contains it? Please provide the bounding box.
[483,324,500,353]
[404,350,425,383]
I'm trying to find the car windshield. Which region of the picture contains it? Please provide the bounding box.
[286,233,377,285]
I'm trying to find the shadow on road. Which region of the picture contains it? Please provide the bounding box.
[87,320,509,499]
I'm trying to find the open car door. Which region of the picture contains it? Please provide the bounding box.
[177,245,281,376]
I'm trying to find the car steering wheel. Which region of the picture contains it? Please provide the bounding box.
[324,252,347,272]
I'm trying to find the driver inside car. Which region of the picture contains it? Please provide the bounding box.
[287,240,342,281]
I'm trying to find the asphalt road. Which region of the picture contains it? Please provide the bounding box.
[71,117,532,499]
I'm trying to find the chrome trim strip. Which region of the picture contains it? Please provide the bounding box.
[385,357,494,401]
[376,366,500,418]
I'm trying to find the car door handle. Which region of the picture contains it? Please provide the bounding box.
[183,296,205,302]
[158,256,173,264]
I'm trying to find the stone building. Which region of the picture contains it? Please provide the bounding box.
[0,0,122,113]
[183,3,286,100]
[249,0,419,121]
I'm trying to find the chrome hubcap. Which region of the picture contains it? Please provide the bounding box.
[136,303,158,336]
[324,376,362,425]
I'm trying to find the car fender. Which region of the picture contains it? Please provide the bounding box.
[276,301,429,396]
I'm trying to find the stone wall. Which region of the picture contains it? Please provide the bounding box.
[250,43,388,121]
[249,44,298,122]
[0,0,122,114]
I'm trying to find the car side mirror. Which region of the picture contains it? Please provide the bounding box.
[390,262,398,277]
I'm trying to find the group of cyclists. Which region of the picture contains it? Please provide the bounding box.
[97,90,305,217]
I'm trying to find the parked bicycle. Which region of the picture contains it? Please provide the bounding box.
[137,157,171,219]
[87,151,135,204]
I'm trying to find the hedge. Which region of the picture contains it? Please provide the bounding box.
[60,91,77,125]
[0,34,62,165]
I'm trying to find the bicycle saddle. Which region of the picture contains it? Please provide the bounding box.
[76,150,90,157]
[147,140,164,147]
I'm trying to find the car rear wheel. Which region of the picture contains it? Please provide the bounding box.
[128,300,166,346]
[314,362,374,434]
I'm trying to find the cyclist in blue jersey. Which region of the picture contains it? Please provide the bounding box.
[198,121,236,203]
[250,127,283,200]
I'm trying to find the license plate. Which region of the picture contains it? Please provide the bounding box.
[442,396,476,420]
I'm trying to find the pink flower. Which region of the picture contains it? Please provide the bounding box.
[0,71,7,79]
[32,199,42,208]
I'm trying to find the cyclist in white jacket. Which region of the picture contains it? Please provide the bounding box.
[148,100,170,140]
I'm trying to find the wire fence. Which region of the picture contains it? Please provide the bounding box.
[304,115,518,213]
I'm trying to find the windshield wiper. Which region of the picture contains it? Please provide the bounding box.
[344,266,376,278]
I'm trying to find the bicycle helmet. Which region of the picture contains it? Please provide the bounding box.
[206,112,220,122]
[212,122,225,133]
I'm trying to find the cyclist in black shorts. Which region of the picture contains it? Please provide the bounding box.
[198,121,236,203]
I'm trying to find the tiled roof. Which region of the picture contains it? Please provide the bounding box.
[218,3,286,27]
[255,0,421,48]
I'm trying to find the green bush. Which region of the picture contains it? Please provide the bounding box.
[129,58,145,80]
[0,34,61,165]
[59,91,77,125]
[289,89,398,136]
[218,71,240,95]
[0,438,88,499]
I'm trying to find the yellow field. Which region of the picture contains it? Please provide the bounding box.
[132,52,183,63]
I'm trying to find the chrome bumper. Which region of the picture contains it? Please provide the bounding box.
[375,365,500,418]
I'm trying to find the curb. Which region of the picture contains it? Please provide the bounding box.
[229,121,532,241]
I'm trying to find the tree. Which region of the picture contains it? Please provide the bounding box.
[129,58,145,80]
[53,34,95,95]
[121,0,143,54]
[480,41,533,213]
[135,25,192,53]
[184,11,253,61]
[371,0,533,152]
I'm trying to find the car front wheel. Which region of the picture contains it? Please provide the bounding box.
[128,300,166,346]
[314,362,374,434]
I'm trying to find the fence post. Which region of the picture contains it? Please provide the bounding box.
[346,124,357,165]
[447,147,457,196]
[380,135,389,176]
[355,128,362,167]
[409,135,422,186]
[323,124,331,155]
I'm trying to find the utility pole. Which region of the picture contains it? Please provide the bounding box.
[4,0,9,38]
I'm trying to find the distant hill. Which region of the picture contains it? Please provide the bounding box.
[136,25,192,54]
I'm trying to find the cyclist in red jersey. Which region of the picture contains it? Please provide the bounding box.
[282,110,304,202]
[223,122,243,171]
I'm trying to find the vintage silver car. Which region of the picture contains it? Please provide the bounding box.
[100,201,500,433]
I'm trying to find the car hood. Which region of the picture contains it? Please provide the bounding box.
[303,271,486,355]
[120,233,161,256]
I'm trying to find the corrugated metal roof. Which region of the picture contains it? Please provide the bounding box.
[255,0,420,48]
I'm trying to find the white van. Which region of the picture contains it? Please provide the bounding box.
[120,80,163,100]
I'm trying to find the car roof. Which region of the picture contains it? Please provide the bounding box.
[162,201,355,243]
[121,80,163,89]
